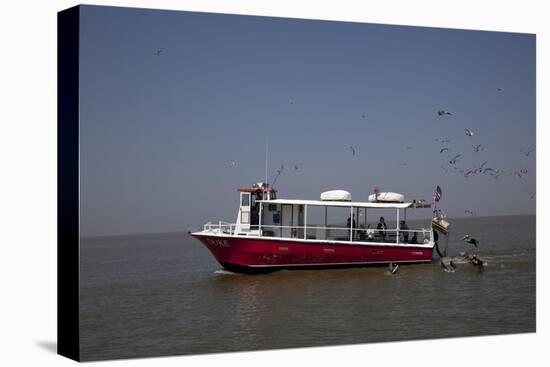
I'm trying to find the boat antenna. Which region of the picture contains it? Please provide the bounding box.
[265,138,269,186]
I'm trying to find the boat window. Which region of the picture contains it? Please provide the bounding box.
[241,193,250,206]
[367,208,397,228]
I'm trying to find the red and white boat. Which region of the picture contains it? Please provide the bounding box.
[191,183,438,273]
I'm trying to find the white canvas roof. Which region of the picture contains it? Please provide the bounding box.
[257,198,419,209]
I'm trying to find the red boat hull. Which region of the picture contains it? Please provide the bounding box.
[192,233,433,273]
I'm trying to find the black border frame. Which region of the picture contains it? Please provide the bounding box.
[57,5,80,362]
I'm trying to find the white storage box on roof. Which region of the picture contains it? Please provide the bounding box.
[368,192,405,203]
[320,190,352,201]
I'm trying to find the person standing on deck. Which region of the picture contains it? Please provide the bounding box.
[377,216,387,241]
[347,214,356,238]
[399,220,409,243]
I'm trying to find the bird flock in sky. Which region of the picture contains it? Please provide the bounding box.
[202,51,535,216]
[431,100,533,266]
[347,93,534,205]
[152,48,534,208]
[432,107,534,198]
[224,89,535,208]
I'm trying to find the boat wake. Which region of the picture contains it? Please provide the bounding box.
[213,269,241,275]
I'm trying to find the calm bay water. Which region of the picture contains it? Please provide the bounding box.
[79,215,536,361]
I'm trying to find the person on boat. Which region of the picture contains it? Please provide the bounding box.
[251,202,260,229]
[347,214,356,229]
[377,216,387,241]
[399,220,409,243]
[347,214,357,240]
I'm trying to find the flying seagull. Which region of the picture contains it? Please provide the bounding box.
[449,154,461,165]
[462,168,477,178]
[473,144,483,152]
[229,160,236,168]
[440,147,449,154]
[405,146,414,151]
[271,164,285,187]
[510,171,523,178]
[389,263,399,274]
[438,110,452,116]
[462,234,479,248]
[483,167,497,174]
[476,161,488,173]
[465,129,474,137]
[349,146,356,156]
[523,148,535,157]
[154,49,162,56]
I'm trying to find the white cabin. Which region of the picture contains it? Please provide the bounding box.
[222,183,434,246]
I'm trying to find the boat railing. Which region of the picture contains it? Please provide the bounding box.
[203,221,236,235]
[256,224,432,245]
[202,222,432,245]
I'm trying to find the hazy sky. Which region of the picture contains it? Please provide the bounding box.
[79,5,536,237]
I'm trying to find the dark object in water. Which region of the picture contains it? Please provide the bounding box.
[469,254,483,266]
[440,257,456,273]
[460,253,486,270]
[462,234,479,247]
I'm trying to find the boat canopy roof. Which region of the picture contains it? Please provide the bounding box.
[257,198,423,209]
